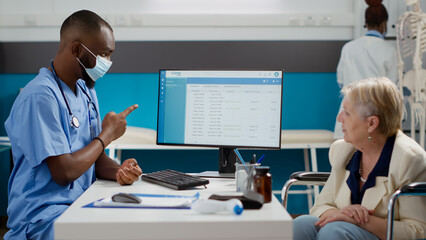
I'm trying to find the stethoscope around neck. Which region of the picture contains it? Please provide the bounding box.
[50,60,99,138]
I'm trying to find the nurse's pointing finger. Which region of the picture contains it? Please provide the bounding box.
[119,104,138,118]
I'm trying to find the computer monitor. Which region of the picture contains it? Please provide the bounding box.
[157,69,283,173]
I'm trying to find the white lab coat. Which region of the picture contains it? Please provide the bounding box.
[334,35,398,139]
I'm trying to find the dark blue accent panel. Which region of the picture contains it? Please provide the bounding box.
[0,147,11,216]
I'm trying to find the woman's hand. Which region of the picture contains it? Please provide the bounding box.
[315,209,357,227]
[116,158,142,185]
[314,208,386,239]
[340,204,374,225]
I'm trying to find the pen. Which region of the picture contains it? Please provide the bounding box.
[234,149,245,164]
[256,154,265,164]
[250,154,256,164]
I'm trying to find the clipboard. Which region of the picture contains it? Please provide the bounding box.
[83,192,199,209]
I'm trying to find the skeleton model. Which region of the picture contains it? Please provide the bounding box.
[396,0,426,148]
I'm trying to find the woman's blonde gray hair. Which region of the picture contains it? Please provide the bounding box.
[341,77,403,137]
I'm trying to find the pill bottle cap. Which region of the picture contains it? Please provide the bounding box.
[255,166,270,174]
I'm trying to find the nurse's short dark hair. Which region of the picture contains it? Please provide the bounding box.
[60,10,112,38]
[341,77,403,137]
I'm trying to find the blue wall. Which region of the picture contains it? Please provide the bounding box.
[0,72,341,133]
[0,72,341,215]
[96,72,341,131]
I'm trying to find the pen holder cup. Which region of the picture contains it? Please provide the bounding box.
[235,163,259,192]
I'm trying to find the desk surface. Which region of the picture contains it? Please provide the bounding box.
[0,136,10,147]
[55,178,293,240]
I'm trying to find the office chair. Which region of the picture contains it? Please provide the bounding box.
[281,171,426,240]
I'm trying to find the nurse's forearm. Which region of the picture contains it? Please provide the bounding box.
[95,152,120,180]
[45,137,106,186]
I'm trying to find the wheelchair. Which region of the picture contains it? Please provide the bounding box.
[281,171,426,240]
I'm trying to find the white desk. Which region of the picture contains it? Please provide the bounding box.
[106,128,333,177]
[0,136,10,146]
[107,128,333,171]
[54,178,293,240]
[106,128,334,208]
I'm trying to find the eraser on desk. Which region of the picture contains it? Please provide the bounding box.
[209,191,264,209]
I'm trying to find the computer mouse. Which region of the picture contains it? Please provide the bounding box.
[111,192,142,204]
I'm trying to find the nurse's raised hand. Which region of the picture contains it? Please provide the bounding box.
[99,104,138,146]
[118,104,138,118]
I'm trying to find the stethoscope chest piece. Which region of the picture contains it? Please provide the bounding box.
[51,60,97,130]
[71,116,80,128]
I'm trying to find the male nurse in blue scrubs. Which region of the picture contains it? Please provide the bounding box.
[4,10,142,240]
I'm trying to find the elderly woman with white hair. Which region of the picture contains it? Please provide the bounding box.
[293,77,426,240]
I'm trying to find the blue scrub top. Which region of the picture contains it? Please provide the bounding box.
[4,68,100,239]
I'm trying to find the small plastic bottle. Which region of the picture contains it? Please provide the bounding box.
[253,166,272,203]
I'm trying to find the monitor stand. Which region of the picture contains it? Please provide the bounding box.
[197,147,237,178]
[218,147,237,173]
[196,171,235,178]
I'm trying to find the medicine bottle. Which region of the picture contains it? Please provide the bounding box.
[253,166,272,203]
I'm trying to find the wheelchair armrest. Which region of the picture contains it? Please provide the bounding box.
[290,171,330,182]
[400,182,426,194]
[387,182,426,240]
[282,171,330,209]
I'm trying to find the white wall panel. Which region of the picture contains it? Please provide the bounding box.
[6,0,420,41]
[0,0,53,14]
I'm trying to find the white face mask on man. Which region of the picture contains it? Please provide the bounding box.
[76,43,112,81]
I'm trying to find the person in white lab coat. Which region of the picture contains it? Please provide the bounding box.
[334,0,398,139]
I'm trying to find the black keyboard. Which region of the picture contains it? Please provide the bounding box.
[142,169,210,190]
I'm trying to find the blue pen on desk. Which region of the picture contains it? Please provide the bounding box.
[256,154,265,164]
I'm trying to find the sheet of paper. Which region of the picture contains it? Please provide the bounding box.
[92,192,199,208]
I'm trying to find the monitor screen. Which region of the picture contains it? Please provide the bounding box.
[157,69,283,172]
